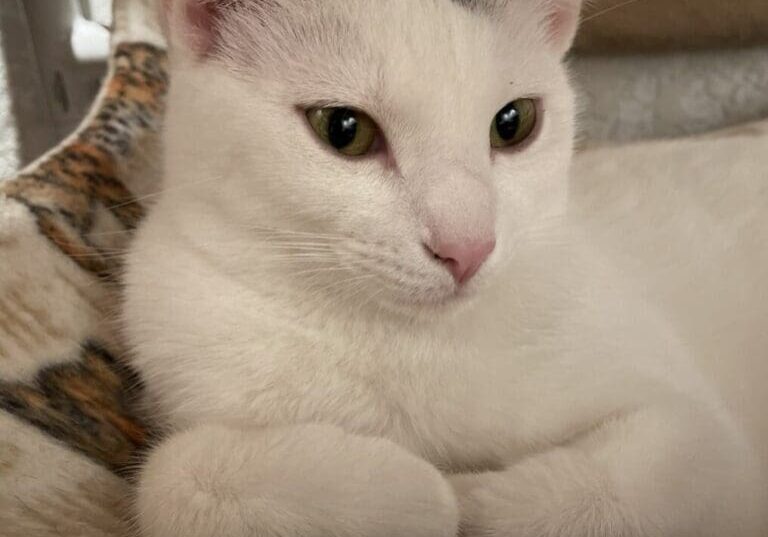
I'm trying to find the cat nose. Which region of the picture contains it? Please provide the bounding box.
[427,239,496,285]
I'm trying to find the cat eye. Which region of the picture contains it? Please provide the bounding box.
[490,99,538,149]
[306,107,379,157]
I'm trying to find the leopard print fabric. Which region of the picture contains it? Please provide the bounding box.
[1,43,166,278]
[0,42,168,478]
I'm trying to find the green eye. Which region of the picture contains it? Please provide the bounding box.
[306,107,378,157]
[490,98,537,149]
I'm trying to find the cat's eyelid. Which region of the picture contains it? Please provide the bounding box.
[498,94,540,108]
[298,100,368,113]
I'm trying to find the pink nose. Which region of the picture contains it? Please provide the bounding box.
[428,239,496,285]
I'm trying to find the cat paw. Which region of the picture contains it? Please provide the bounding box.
[449,451,630,537]
[137,423,459,537]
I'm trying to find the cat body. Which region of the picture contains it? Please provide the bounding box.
[124,1,766,535]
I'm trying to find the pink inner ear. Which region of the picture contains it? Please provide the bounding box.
[546,0,581,53]
[185,1,220,55]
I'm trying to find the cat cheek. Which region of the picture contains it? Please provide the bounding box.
[545,0,584,56]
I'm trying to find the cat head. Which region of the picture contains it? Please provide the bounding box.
[161,0,582,315]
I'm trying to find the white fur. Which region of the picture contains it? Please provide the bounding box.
[137,424,458,537]
[124,1,767,535]
[571,122,768,476]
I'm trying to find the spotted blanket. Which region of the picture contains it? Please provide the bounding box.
[0,4,167,532]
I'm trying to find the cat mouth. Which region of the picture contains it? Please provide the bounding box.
[388,280,480,314]
[329,244,488,313]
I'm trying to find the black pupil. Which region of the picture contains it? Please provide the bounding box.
[328,109,359,149]
[495,102,521,141]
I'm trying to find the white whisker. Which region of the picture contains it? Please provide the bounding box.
[109,174,229,210]
[581,0,644,24]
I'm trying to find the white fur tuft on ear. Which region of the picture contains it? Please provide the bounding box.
[544,0,584,55]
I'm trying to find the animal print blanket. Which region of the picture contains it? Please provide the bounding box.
[0,1,166,534]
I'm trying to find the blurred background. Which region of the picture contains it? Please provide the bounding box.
[0,0,112,177]
[0,0,767,177]
[572,0,768,146]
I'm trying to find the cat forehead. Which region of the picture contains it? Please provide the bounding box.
[452,0,510,13]
[216,0,546,74]
[203,0,558,127]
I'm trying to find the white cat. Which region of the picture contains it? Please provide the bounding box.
[124,1,766,536]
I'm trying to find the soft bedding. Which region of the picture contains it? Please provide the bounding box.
[0,1,166,533]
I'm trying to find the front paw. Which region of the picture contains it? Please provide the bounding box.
[137,424,459,537]
[451,404,767,537]
[450,450,631,537]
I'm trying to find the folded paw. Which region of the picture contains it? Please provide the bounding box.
[137,423,459,537]
[449,450,638,537]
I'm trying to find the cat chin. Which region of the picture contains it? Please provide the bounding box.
[363,278,490,321]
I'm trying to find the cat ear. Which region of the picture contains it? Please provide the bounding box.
[162,0,242,58]
[544,0,584,56]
